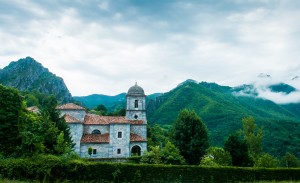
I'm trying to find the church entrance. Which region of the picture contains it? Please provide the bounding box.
[131,145,141,156]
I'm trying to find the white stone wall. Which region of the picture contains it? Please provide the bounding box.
[60,110,86,122]
[69,123,83,154]
[130,124,147,139]
[126,96,147,122]
[84,125,109,134]
[80,143,110,158]
[126,96,145,110]
[109,124,130,158]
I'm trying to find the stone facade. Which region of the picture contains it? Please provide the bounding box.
[57,83,147,158]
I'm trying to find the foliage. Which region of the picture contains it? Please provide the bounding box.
[147,124,170,148]
[172,109,209,165]
[241,117,263,158]
[254,153,279,168]
[224,133,253,167]
[281,153,299,168]
[141,146,162,164]
[88,147,92,158]
[0,85,72,157]
[141,142,185,165]
[1,157,300,182]
[200,147,232,166]
[0,84,23,156]
[161,141,186,165]
[146,81,300,158]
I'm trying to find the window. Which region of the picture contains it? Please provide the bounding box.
[117,148,121,154]
[118,131,122,138]
[93,149,97,154]
[134,100,138,108]
[92,129,101,134]
[134,114,138,119]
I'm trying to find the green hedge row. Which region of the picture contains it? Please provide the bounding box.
[0,156,300,182]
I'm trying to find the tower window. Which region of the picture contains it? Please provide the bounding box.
[117,148,121,154]
[134,114,138,119]
[134,100,138,108]
[118,131,122,138]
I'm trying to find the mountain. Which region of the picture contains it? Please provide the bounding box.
[147,81,300,157]
[0,57,73,103]
[74,93,163,111]
[74,93,126,110]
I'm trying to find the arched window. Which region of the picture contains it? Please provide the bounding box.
[134,114,138,119]
[92,129,101,134]
[131,145,141,156]
[134,100,138,108]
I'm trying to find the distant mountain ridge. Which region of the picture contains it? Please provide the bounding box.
[0,57,73,103]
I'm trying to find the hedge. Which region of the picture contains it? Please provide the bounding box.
[0,157,300,182]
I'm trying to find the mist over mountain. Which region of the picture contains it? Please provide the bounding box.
[0,57,73,103]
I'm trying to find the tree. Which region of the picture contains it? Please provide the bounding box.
[200,147,232,166]
[141,142,185,165]
[254,153,279,168]
[224,133,252,167]
[88,147,93,158]
[0,85,23,156]
[161,141,186,165]
[141,146,162,164]
[241,117,263,158]
[94,104,107,115]
[281,152,299,168]
[172,109,209,165]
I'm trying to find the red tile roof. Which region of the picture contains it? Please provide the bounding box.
[130,133,147,142]
[56,103,86,110]
[84,115,144,125]
[81,133,109,144]
[64,114,81,123]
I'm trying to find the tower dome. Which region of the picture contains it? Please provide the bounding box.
[127,82,145,96]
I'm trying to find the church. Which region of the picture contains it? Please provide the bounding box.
[57,83,147,158]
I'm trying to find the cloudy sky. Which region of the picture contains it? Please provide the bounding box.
[0,0,300,100]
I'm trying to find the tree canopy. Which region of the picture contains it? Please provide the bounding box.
[171,109,209,165]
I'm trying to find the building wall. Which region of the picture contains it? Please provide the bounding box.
[130,124,147,139]
[60,110,86,122]
[126,96,147,122]
[80,143,110,158]
[84,125,109,134]
[109,124,131,158]
[69,123,83,154]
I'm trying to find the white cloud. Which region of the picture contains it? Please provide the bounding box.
[0,0,300,99]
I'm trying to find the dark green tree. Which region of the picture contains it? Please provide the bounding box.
[172,109,209,165]
[224,133,253,167]
[94,104,107,115]
[0,85,24,156]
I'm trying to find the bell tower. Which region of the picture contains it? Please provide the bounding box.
[125,82,147,123]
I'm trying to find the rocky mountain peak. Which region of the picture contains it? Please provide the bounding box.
[0,57,73,103]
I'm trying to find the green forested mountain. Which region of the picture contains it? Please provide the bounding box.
[74,93,126,110]
[74,93,162,110]
[147,81,300,157]
[0,57,73,103]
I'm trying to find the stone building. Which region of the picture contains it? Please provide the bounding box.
[57,83,147,158]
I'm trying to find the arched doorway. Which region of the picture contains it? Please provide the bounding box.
[131,145,141,156]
